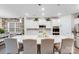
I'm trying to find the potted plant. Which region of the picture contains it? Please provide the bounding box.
[0,28,5,34]
[0,28,5,38]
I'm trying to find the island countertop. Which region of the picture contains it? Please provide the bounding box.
[12,35,74,44]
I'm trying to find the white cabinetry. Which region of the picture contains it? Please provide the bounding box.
[24,18,52,35]
[51,19,60,35]
[5,22,22,34]
[24,15,73,36]
[60,15,73,36]
[26,19,39,28]
[39,18,52,28]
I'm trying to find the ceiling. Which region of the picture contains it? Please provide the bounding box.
[0,4,79,18]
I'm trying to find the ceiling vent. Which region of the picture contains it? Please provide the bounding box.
[38,4,42,6]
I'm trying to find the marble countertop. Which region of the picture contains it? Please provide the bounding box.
[12,35,74,44]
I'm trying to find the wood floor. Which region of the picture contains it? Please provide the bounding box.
[0,45,79,54]
[0,45,5,54]
[74,48,79,54]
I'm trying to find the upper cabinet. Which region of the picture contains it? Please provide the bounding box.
[51,18,60,26]
[39,18,52,28]
[4,22,23,34]
[25,18,52,29]
[25,18,39,29]
[24,17,52,35]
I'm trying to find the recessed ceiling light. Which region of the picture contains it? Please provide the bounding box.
[57,13,62,16]
[41,7,45,11]
[25,13,29,16]
[42,13,45,16]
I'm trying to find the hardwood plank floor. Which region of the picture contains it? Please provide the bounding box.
[0,45,5,54]
[0,45,79,54]
[74,48,79,54]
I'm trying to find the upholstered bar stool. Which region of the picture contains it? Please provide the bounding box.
[41,39,54,54]
[60,38,74,54]
[4,38,19,54]
[23,39,37,54]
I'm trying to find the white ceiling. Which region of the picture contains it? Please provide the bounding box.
[0,4,79,18]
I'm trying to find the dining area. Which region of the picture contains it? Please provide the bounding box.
[0,4,79,54]
[3,35,75,54]
[0,1,79,59]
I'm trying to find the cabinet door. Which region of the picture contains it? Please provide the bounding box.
[60,15,72,36]
[26,19,39,28]
[9,22,15,33]
[16,22,22,34]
